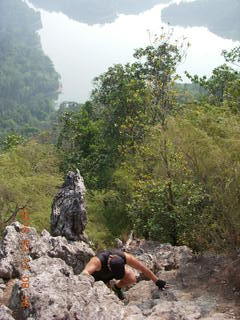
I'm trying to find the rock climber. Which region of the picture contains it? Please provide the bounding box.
[81,249,169,300]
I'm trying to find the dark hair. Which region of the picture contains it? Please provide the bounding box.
[110,255,125,279]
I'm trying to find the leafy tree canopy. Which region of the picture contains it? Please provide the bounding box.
[0,0,60,139]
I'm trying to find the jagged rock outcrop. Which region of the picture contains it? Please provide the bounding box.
[126,238,193,268]
[0,222,26,279]
[0,304,15,320]
[9,256,127,320]
[0,222,239,319]
[7,252,238,320]
[51,170,87,241]
[0,222,94,279]
[125,239,193,281]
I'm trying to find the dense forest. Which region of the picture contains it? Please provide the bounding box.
[0,0,240,256]
[29,0,170,25]
[0,0,60,139]
[162,0,240,41]
[56,42,240,251]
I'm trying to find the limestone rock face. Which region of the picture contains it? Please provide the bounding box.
[9,256,126,320]
[51,170,87,241]
[46,232,94,274]
[127,281,201,319]
[0,222,94,280]
[125,239,193,281]
[8,258,234,320]
[0,223,238,320]
[0,305,15,320]
[0,222,27,279]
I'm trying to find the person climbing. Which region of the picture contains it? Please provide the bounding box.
[81,249,168,300]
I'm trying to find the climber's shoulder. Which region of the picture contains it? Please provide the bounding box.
[125,252,138,265]
[83,256,102,274]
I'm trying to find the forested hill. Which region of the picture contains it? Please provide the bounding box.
[29,0,170,25]
[0,0,60,138]
[162,0,240,41]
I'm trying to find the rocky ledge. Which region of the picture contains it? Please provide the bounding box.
[0,223,239,320]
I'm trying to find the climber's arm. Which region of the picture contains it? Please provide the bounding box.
[81,256,101,276]
[125,253,158,282]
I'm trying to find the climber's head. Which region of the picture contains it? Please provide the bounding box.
[108,255,125,279]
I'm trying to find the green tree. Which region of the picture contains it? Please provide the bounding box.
[0,140,62,235]
[133,34,187,125]
[0,0,60,138]
[0,134,25,152]
[185,46,240,110]
[185,64,239,105]
[222,46,240,67]
[57,102,108,189]
[57,34,188,242]
[92,63,150,157]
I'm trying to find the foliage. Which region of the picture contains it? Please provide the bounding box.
[57,32,190,244]
[1,1,239,254]
[176,104,240,251]
[0,140,62,235]
[57,102,109,189]
[113,102,240,252]
[55,37,240,252]
[185,64,240,106]
[222,46,240,67]
[85,190,116,250]
[0,134,25,152]
[132,32,187,124]
[85,188,132,249]
[58,31,187,185]
[0,0,60,138]
[118,123,210,248]
[185,45,240,113]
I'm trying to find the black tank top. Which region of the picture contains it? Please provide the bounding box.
[92,249,126,283]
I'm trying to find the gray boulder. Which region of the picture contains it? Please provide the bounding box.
[0,222,25,279]
[1,225,237,319]
[0,222,94,279]
[0,305,15,320]
[148,301,202,320]
[4,240,237,320]
[51,170,87,241]
[46,231,94,274]
[125,240,193,281]
[9,256,126,320]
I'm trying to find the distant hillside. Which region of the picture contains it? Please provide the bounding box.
[162,0,240,41]
[0,0,60,138]
[29,0,170,25]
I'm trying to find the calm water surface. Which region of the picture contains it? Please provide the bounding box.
[28,1,238,103]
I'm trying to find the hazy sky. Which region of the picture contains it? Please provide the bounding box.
[27,0,238,103]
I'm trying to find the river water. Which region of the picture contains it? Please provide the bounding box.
[27,0,238,103]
